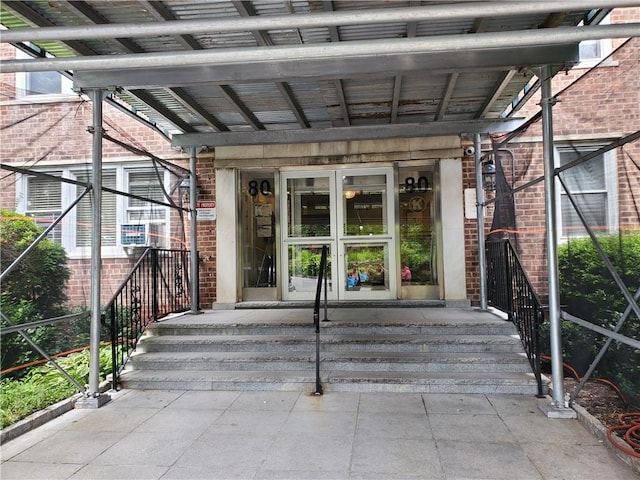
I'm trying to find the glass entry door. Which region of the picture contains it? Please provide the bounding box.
[281,168,396,301]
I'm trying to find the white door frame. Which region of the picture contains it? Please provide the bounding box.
[280,167,396,301]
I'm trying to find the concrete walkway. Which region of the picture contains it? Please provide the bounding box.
[1,389,635,479]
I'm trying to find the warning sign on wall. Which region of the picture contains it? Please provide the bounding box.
[189,201,216,221]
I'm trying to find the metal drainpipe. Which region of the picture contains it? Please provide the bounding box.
[539,65,565,408]
[474,133,488,310]
[189,147,200,313]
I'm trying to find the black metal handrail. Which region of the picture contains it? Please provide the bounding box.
[312,245,329,395]
[105,248,192,389]
[486,239,544,396]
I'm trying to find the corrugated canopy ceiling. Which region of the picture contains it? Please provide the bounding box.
[1,1,636,148]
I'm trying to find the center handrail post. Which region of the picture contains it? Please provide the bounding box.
[313,245,328,395]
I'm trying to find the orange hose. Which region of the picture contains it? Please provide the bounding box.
[607,414,640,458]
[540,354,636,409]
[0,341,111,376]
[541,355,640,457]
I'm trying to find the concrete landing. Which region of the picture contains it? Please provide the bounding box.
[1,389,635,479]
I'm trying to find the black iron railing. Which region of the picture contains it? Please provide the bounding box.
[486,239,544,396]
[313,245,329,395]
[105,248,192,389]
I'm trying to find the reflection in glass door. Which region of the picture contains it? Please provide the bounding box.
[337,168,396,300]
[281,172,335,300]
[281,168,396,301]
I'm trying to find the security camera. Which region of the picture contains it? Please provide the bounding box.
[464,146,475,156]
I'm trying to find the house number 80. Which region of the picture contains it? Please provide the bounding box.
[248,180,271,197]
[404,176,429,193]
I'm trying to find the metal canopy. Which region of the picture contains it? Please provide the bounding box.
[1,1,637,147]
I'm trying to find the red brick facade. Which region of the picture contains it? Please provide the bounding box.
[3,8,638,310]
[463,13,640,303]
[0,43,220,309]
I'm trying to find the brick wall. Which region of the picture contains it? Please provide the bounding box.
[476,32,640,301]
[0,43,220,309]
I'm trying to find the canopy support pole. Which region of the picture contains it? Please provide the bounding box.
[538,66,574,418]
[77,88,110,408]
[474,133,488,311]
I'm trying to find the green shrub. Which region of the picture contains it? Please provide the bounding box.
[0,210,72,373]
[554,232,640,405]
[0,209,70,319]
[0,347,112,428]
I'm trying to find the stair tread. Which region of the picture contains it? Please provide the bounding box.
[140,334,521,344]
[120,368,539,382]
[132,351,529,362]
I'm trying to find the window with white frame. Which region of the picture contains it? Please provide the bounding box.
[576,16,612,68]
[15,49,74,98]
[556,145,618,238]
[20,165,169,255]
[124,169,169,248]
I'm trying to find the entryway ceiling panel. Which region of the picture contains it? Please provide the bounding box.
[1,1,637,145]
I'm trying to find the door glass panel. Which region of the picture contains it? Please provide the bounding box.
[240,171,276,288]
[288,244,332,294]
[344,244,389,292]
[399,168,437,285]
[342,174,388,236]
[287,177,331,237]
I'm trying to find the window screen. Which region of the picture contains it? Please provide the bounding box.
[559,149,608,237]
[26,174,62,243]
[75,171,117,247]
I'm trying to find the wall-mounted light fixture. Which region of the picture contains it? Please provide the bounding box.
[179,176,202,202]
[482,160,496,192]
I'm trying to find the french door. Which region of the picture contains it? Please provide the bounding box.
[281,167,397,301]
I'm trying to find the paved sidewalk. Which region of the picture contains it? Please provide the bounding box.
[1,389,636,479]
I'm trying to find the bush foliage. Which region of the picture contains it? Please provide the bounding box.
[0,347,112,429]
[1,210,72,373]
[554,232,640,405]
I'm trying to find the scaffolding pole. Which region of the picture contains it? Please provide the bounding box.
[539,66,570,415]
[78,88,110,408]
[189,147,200,313]
[474,133,488,310]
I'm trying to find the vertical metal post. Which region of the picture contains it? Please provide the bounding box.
[152,249,159,320]
[540,65,565,408]
[189,147,200,312]
[82,88,110,407]
[474,133,488,310]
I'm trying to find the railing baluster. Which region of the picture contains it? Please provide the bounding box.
[104,249,192,389]
[486,239,544,395]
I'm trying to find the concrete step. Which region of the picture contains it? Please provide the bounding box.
[128,351,532,373]
[146,322,517,337]
[118,369,542,395]
[137,334,524,354]
[118,308,548,395]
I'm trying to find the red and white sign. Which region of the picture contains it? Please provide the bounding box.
[190,201,216,221]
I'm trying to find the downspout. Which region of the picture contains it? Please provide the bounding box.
[80,88,110,407]
[474,133,488,310]
[539,66,569,413]
[189,147,200,313]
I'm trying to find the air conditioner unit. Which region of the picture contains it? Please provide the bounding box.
[120,223,162,247]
